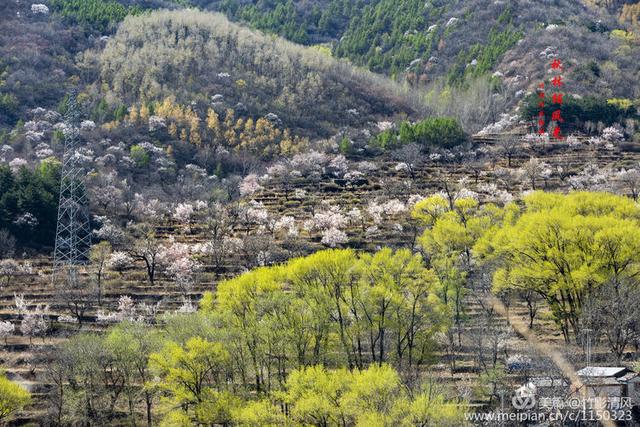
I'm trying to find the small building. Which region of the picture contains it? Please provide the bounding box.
[576,366,640,408]
[521,367,640,411]
[524,376,569,401]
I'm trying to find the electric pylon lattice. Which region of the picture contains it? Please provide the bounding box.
[52,91,91,274]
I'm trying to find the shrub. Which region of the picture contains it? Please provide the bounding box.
[374,117,466,150]
[130,145,150,168]
[0,370,31,421]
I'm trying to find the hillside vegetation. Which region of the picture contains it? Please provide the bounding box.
[49,0,144,33]
[170,0,640,114]
[0,1,86,128]
[2,1,640,424]
[186,0,365,44]
[99,9,420,137]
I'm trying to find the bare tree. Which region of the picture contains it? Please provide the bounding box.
[392,143,423,181]
[462,150,489,185]
[581,279,640,364]
[554,154,573,182]
[42,353,68,425]
[520,157,552,190]
[495,135,520,167]
[55,269,98,328]
[127,225,162,286]
[119,180,137,220]
[205,202,235,240]
[520,289,542,329]
[240,235,278,270]
[90,241,112,305]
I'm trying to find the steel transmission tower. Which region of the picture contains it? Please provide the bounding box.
[52,91,91,275]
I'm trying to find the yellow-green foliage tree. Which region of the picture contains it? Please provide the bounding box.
[413,194,504,350]
[150,337,237,425]
[0,370,31,422]
[48,248,463,426]
[270,364,466,427]
[201,248,448,396]
[105,322,162,427]
[475,191,640,342]
[144,245,460,426]
[355,248,444,368]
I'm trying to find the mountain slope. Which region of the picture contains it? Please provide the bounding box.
[175,0,640,102]
[0,1,86,128]
[98,9,421,137]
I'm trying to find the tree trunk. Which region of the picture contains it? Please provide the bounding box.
[145,392,153,427]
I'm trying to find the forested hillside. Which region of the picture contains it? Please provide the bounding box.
[182,0,640,100]
[98,10,420,137]
[186,0,366,44]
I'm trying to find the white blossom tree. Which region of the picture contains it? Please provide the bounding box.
[347,207,365,231]
[175,297,197,314]
[0,320,14,344]
[9,158,27,172]
[266,161,298,200]
[132,194,166,223]
[95,295,156,324]
[158,241,202,296]
[494,167,522,192]
[602,125,624,143]
[173,203,195,229]
[31,4,50,14]
[0,260,33,288]
[93,218,126,246]
[321,227,348,247]
[568,164,615,192]
[18,300,49,344]
[273,215,298,237]
[108,251,133,276]
[617,168,640,201]
[327,154,349,178]
[477,183,514,205]
[245,201,274,233]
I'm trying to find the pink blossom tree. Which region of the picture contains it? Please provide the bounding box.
[159,241,203,296]
[239,174,263,197]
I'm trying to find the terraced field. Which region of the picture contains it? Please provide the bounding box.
[2,136,640,422]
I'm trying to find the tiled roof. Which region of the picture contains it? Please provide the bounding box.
[577,367,628,378]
